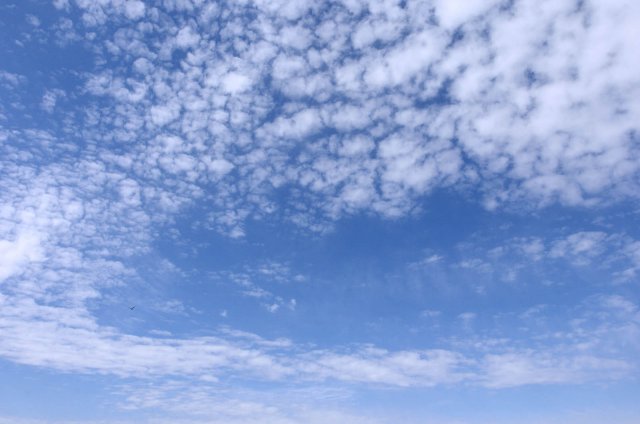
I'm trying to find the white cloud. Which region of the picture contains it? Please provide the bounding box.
[150,103,181,126]
[52,0,69,10]
[26,14,41,27]
[481,352,630,388]
[364,29,447,88]
[124,0,145,20]
[221,72,253,94]
[0,231,44,282]
[41,90,59,113]
[549,232,609,263]
[0,70,26,87]
[434,0,498,29]
[444,230,640,284]
[176,26,200,49]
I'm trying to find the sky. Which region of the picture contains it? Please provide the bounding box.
[0,0,639,422]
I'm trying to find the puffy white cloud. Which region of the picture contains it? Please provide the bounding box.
[434,0,499,29]
[176,26,200,49]
[0,231,44,282]
[548,232,609,262]
[221,72,253,94]
[123,0,145,20]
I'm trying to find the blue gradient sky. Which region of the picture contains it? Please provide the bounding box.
[1,1,639,423]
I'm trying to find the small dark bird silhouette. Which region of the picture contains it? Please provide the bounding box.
[129,306,136,310]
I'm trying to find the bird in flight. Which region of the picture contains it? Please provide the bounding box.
[129,306,136,310]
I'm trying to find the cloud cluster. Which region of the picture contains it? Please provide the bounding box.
[41,0,640,235]
[505,231,640,282]
[408,229,640,289]
[209,261,303,313]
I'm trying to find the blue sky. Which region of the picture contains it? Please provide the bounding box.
[1,0,639,422]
